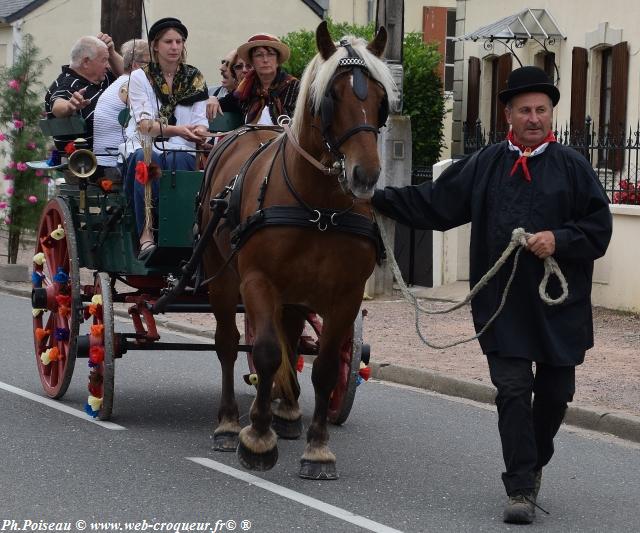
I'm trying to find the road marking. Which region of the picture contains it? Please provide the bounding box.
[0,381,126,431]
[187,457,404,533]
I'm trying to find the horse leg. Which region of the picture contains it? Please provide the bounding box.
[299,313,354,480]
[207,260,242,451]
[271,306,305,440]
[236,276,284,470]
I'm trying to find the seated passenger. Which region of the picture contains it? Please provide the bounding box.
[125,17,209,259]
[44,33,124,152]
[209,34,299,125]
[93,38,150,181]
[209,50,238,98]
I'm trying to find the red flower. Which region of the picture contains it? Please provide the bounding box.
[135,161,149,185]
[64,141,76,155]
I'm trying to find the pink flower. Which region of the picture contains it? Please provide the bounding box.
[8,79,20,90]
[6,187,14,196]
[4,174,14,180]
[16,162,28,172]
[4,216,11,225]
[0,133,6,141]
[35,170,44,177]
[7,161,16,169]
[28,195,38,204]
[41,177,50,185]
[13,119,24,129]
[0,201,7,209]
[27,142,36,150]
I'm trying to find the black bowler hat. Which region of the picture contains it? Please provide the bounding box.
[148,17,188,42]
[498,66,560,107]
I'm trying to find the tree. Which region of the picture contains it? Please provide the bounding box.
[0,34,50,264]
[280,21,445,179]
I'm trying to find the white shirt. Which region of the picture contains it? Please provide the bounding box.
[93,74,129,167]
[127,68,208,153]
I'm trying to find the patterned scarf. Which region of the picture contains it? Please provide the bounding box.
[506,129,556,182]
[144,62,208,125]
[234,68,297,124]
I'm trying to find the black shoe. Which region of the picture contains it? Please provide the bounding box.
[137,242,156,260]
[503,492,535,524]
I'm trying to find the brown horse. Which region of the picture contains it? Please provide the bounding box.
[200,21,396,479]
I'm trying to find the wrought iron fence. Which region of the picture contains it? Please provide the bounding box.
[462,117,640,204]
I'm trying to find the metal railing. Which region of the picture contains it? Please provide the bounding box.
[462,117,640,204]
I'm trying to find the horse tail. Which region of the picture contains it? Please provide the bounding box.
[272,324,299,403]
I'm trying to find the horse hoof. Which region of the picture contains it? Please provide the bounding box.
[213,431,239,452]
[299,459,339,480]
[272,414,303,440]
[237,440,278,471]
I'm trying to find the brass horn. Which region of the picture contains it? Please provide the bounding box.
[67,148,97,178]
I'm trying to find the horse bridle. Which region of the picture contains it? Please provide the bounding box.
[317,39,390,160]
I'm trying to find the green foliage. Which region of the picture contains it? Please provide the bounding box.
[0,34,50,262]
[402,32,446,171]
[280,23,445,177]
[281,18,374,79]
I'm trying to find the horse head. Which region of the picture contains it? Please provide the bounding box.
[291,21,397,199]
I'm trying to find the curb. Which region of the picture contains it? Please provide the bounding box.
[2,282,639,444]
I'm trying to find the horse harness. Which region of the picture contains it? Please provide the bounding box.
[200,42,388,264]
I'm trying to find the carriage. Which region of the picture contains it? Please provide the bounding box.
[29,22,393,479]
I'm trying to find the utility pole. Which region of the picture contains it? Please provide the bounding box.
[366,0,412,298]
[100,0,142,51]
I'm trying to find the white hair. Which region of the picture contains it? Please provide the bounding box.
[290,35,398,139]
[121,38,149,72]
[70,36,107,68]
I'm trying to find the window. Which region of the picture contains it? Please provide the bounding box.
[599,47,612,139]
[444,9,456,91]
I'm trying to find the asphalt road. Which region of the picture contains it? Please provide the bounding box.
[1,291,639,533]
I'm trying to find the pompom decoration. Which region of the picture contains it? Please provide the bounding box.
[88,382,101,397]
[91,294,103,306]
[296,356,304,372]
[55,294,71,307]
[31,270,45,287]
[48,347,61,361]
[100,179,113,192]
[358,365,371,381]
[35,328,50,342]
[90,324,104,338]
[135,161,149,185]
[248,373,259,385]
[40,350,51,365]
[50,225,65,240]
[84,402,99,418]
[53,267,69,283]
[46,150,61,167]
[88,304,99,316]
[33,252,46,265]
[54,327,70,341]
[89,345,104,364]
[32,308,45,317]
[58,305,71,318]
[88,395,102,411]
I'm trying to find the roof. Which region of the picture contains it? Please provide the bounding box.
[0,0,48,23]
[301,0,327,18]
[458,8,565,43]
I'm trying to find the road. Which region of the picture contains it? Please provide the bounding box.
[1,291,639,533]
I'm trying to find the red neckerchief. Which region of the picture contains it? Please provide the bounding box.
[506,130,556,182]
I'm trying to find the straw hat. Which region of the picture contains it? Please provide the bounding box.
[237,33,290,65]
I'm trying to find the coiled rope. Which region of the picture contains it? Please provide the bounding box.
[373,211,569,349]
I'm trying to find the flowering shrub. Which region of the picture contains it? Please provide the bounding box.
[612,179,640,205]
[0,34,50,263]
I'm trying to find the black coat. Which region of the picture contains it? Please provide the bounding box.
[372,142,613,365]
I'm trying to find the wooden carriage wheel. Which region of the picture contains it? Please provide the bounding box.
[85,272,116,421]
[31,198,80,399]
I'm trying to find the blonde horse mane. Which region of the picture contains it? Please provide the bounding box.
[289,35,398,139]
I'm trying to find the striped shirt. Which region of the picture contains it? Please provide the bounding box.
[44,66,116,151]
[93,74,130,167]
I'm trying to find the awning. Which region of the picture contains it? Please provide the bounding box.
[457,8,565,44]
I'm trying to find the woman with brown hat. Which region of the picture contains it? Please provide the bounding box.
[209,33,299,125]
[125,16,210,259]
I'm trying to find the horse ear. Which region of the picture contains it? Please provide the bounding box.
[367,26,387,58]
[316,20,337,60]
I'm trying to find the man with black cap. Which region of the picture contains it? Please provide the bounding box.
[371,66,612,524]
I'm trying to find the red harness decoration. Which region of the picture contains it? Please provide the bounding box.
[507,130,556,182]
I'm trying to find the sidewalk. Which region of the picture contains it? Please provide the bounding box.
[1,275,639,444]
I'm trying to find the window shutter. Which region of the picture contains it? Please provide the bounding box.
[422,6,448,83]
[466,57,480,127]
[610,41,629,170]
[495,54,512,137]
[570,47,588,138]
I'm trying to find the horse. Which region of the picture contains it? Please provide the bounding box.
[199,20,396,479]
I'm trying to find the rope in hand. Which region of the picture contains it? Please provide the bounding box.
[373,211,569,349]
